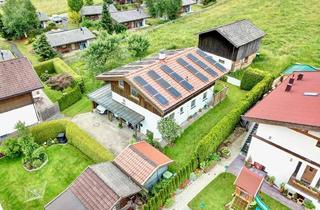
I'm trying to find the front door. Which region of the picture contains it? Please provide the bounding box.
[301,165,317,184]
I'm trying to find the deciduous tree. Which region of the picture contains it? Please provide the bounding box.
[128,34,150,60]
[67,0,84,12]
[145,0,181,20]
[158,118,181,143]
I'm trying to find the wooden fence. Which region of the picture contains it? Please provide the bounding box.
[212,86,229,106]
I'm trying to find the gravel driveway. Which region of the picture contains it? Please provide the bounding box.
[72,112,133,155]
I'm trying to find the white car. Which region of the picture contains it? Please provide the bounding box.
[51,15,64,23]
[96,105,107,115]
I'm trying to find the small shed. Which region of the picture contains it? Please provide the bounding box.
[181,0,196,13]
[198,19,265,71]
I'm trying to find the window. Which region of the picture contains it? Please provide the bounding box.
[131,87,139,98]
[219,59,225,64]
[244,56,249,63]
[203,92,207,101]
[191,99,196,109]
[169,113,175,119]
[317,141,320,148]
[119,80,124,88]
[180,107,184,115]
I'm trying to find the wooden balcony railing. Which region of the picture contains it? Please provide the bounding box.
[288,176,320,200]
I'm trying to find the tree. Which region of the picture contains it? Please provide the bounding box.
[104,0,113,4]
[128,34,150,60]
[145,0,181,20]
[100,2,114,34]
[67,0,84,12]
[68,10,81,24]
[83,31,126,73]
[114,23,127,34]
[85,0,94,5]
[1,0,40,39]
[158,118,181,143]
[33,34,57,60]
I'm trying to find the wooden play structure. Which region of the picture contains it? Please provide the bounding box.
[227,167,269,210]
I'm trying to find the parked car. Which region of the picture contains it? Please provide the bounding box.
[96,105,107,114]
[51,15,67,23]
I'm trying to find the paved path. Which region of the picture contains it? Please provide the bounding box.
[9,42,23,58]
[167,131,247,210]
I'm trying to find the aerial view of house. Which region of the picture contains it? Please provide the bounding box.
[0,0,319,210]
[0,57,42,138]
[45,27,96,53]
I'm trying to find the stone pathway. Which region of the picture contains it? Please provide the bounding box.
[167,130,247,210]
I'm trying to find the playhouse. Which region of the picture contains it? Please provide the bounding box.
[230,167,269,210]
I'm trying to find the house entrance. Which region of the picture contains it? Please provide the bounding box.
[301,165,317,184]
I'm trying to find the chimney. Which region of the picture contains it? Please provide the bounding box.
[0,51,4,60]
[297,73,304,80]
[285,84,292,92]
[159,51,166,60]
[80,27,84,34]
[288,75,295,85]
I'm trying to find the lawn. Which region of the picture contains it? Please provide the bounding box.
[138,0,320,75]
[62,97,92,117]
[188,173,290,210]
[14,39,41,65]
[31,0,103,15]
[0,144,92,210]
[164,81,247,170]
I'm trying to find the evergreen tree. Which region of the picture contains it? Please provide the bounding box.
[100,2,114,34]
[85,0,94,5]
[33,34,57,60]
[67,0,84,12]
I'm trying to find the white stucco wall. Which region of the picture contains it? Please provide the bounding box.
[112,86,214,139]
[204,51,233,71]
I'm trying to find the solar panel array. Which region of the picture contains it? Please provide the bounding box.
[176,58,208,82]
[160,65,194,91]
[148,70,181,98]
[133,76,168,105]
[196,49,227,72]
[187,54,219,77]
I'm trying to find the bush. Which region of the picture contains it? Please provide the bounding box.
[66,122,114,162]
[57,85,82,111]
[33,59,55,76]
[0,137,22,158]
[240,68,266,90]
[30,120,68,144]
[304,200,315,209]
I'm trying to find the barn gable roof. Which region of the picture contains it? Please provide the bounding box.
[199,19,265,48]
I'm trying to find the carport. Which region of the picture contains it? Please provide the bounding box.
[88,85,145,132]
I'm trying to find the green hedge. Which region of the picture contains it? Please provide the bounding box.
[240,68,266,90]
[141,72,274,210]
[57,86,82,111]
[30,119,114,163]
[33,59,55,76]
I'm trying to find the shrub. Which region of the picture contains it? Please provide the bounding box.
[57,85,82,111]
[0,137,22,158]
[47,73,75,91]
[33,59,55,76]
[240,68,266,90]
[66,122,114,162]
[158,118,181,143]
[304,200,315,209]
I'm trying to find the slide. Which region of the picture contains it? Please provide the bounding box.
[255,195,270,210]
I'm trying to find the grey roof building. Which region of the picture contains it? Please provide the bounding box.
[37,12,50,22]
[110,9,149,24]
[0,50,14,62]
[45,27,96,47]
[45,162,141,210]
[80,4,118,16]
[182,0,197,6]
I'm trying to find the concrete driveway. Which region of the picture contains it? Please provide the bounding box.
[72,112,133,155]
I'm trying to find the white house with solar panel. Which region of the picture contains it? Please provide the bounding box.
[88,46,229,139]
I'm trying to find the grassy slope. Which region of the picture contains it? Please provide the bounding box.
[165,81,247,170]
[188,173,289,210]
[0,145,92,210]
[139,0,320,75]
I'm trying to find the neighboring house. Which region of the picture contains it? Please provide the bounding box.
[90,47,228,139]
[110,9,150,29]
[0,57,43,138]
[45,27,96,54]
[0,50,14,61]
[80,4,118,20]
[181,0,196,14]
[198,19,265,71]
[37,12,50,28]
[114,141,173,190]
[243,72,320,208]
[0,0,5,5]
[45,142,172,209]
[114,0,135,4]
[45,162,141,210]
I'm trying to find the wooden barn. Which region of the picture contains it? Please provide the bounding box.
[198,19,265,71]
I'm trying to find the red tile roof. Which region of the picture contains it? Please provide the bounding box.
[70,168,119,210]
[114,141,173,186]
[0,57,43,100]
[235,167,264,197]
[244,72,320,130]
[97,48,229,114]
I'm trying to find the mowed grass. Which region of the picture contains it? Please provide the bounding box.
[164,81,247,170]
[139,0,320,75]
[31,0,103,15]
[62,97,92,117]
[0,144,92,210]
[188,173,290,210]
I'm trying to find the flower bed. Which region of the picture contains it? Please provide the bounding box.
[22,154,48,172]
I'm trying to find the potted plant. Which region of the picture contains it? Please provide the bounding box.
[219,147,231,159]
[267,176,275,186]
[304,200,315,210]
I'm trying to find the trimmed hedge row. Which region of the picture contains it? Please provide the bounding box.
[57,86,82,111]
[141,73,274,210]
[30,120,114,163]
[240,68,266,90]
[33,59,55,76]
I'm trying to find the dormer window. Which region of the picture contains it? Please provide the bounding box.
[119,80,124,88]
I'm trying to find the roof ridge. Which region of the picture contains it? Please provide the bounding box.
[129,144,158,167]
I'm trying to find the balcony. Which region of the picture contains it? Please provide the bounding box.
[288,176,320,200]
